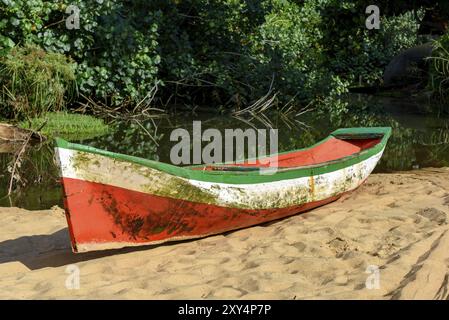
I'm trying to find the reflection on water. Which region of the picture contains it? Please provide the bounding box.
[1,94,448,210]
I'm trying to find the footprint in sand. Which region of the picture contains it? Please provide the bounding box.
[327,237,352,258]
[416,208,447,226]
[443,195,449,206]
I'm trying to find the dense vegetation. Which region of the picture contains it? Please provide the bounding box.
[0,0,446,118]
[0,44,76,119]
[429,32,449,97]
[3,1,449,203]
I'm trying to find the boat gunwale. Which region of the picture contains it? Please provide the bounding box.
[54,127,391,184]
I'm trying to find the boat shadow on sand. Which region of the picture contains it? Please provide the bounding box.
[0,228,184,270]
[0,218,289,270]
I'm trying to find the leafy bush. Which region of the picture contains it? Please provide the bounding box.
[320,1,425,86]
[1,0,161,106]
[157,0,351,106]
[0,0,426,112]
[0,44,76,119]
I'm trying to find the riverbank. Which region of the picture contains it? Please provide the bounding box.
[0,168,448,299]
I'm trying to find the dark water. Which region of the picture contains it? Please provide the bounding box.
[1,94,449,210]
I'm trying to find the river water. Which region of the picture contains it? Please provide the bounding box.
[1,94,448,210]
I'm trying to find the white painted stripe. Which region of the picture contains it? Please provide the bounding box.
[55,147,383,210]
[189,150,383,207]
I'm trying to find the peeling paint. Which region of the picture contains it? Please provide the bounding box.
[55,129,391,252]
[57,147,384,210]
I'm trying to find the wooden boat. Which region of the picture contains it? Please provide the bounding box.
[54,127,391,253]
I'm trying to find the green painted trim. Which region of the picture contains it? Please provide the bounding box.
[54,127,391,185]
[331,127,391,140]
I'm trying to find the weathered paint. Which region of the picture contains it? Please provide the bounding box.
[54,127,391,252]
[61,177,345,252]
[56,147,383,210]
[54,127,392,184]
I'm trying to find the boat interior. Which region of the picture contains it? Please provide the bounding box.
[196,136,382,171]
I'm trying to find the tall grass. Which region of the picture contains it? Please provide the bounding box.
[19,112,110,141]
[0,44,77,119]
[428,35,449,100]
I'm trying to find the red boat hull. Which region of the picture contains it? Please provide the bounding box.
[62,177,342,252]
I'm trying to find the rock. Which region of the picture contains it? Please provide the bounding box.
[383,43,433,86]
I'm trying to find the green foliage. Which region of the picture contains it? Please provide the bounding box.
[156,0,352,106]
[0,0,425,112]
[0,0,161,106]
[428,33,449,98]
[19,112,110,140]
[67,1,162,105]
[156,0,424,107]
[320,1,424,86]
[0,44,76,119]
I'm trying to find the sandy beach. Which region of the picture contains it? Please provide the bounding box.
[1,168,449,299]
